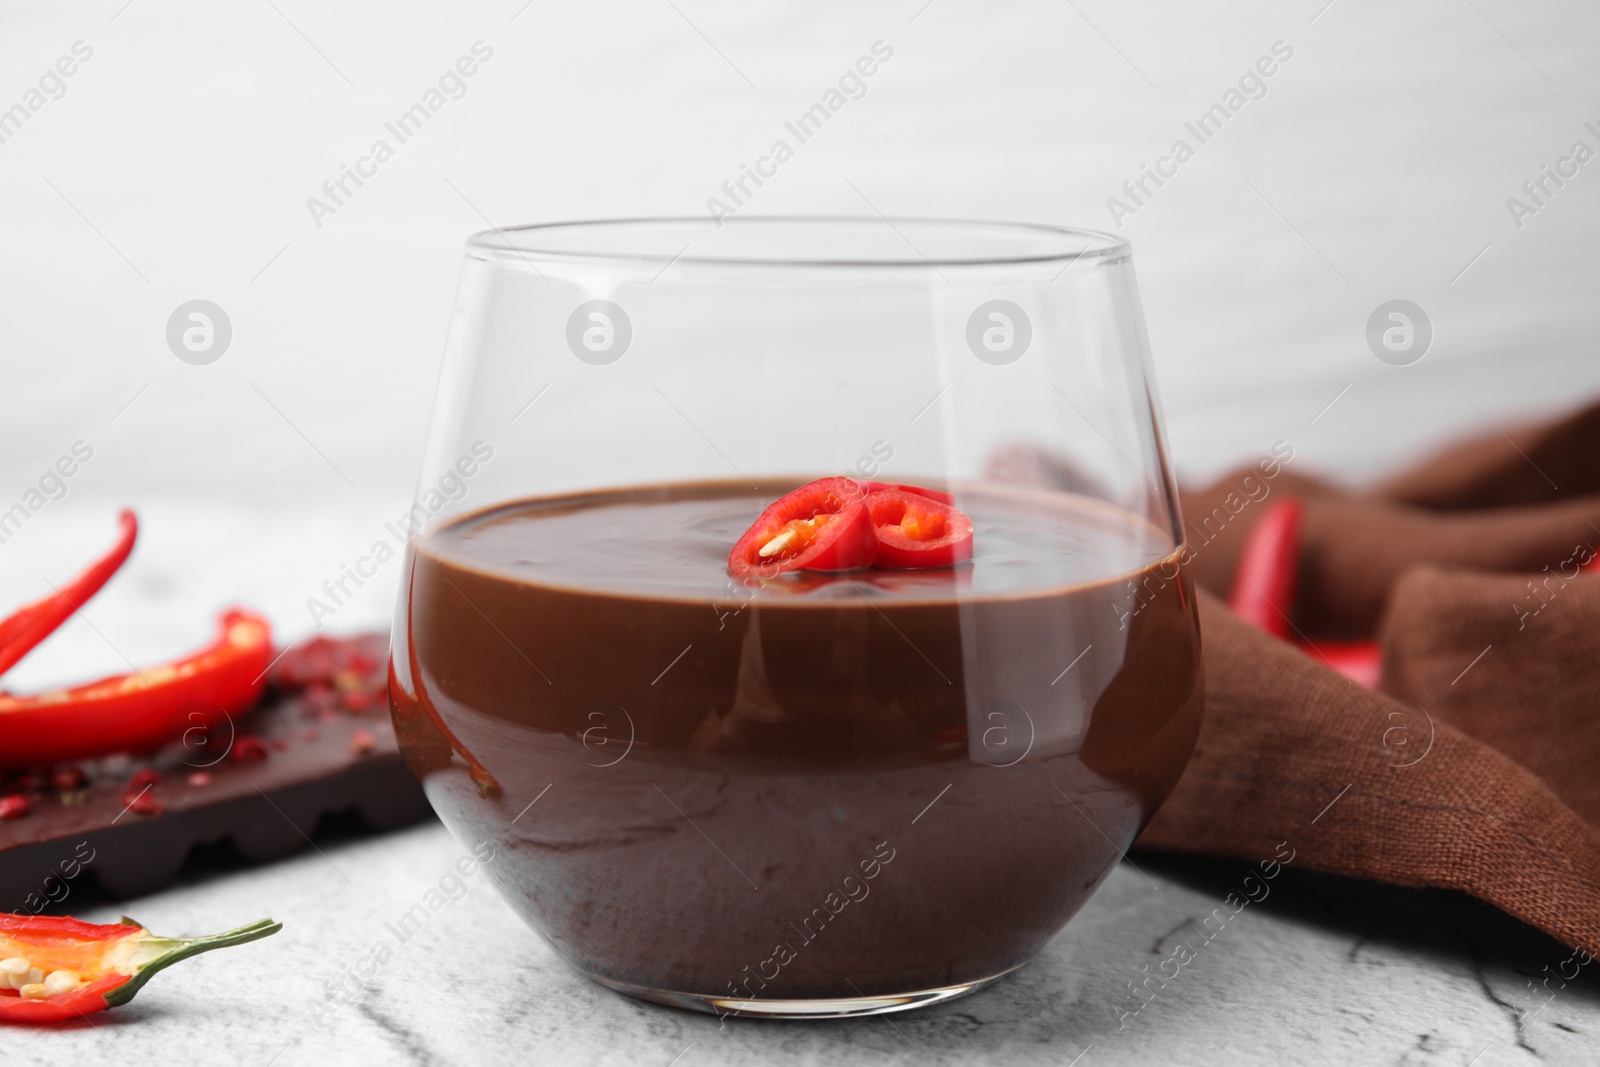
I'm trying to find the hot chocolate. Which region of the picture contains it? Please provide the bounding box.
[390,480,1202,1014]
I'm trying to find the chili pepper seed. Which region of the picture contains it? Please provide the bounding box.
[1,960,44,991]
[0,958,30,988]
[43,970,81,994]
[230,736,269,763]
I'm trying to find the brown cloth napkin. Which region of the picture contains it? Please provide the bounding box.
[1137,400,1600,959]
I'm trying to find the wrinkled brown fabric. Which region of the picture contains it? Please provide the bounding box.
[1135,398,1600,958]
[1380,400,1600,509]
[1380,567,1600,828]
[1136,592,1600,959]
[1180,400,1600,637]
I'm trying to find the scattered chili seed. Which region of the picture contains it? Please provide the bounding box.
[121,789,163,817]
[305,684,338,714]
[0,795,31,820]
[186,771,212,787]
[229,736,268,763]
[340,688,376,713]
[51,768,87,792]
[349,730,376,757]
[128,769,163,790]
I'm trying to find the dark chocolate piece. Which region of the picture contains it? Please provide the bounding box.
[0,634,430,910]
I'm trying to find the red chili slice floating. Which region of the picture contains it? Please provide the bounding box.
[728,478,877,578]
[863,488,974,570]
[861,482,955,506]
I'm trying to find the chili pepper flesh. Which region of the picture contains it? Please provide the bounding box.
[0,912,280,1023]
[861,481,955,505]
[863,488,975,570]
[757,514,833,559]
[728,478,877,578]
[0,610,274,769]
[1229,500,1383,686]
[1227,498,1301,639]
[0,510,137,679]
[730,479,975,577]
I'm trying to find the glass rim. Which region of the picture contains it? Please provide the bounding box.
[465,215,1131,271]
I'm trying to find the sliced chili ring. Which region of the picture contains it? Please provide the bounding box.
[728,478,877,578]
[861,481,955,505]
[864,488,974,570]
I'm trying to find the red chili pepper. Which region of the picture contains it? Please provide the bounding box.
[1316,640,1382,689]
[0,913,279,1023]
[861,481,955,505]
[1229,500,1382,687]
[728,478,878,578]
[1227,499,1302,639]
[862,488,975,570]
[0,610,273,769]
[0,510,137,679]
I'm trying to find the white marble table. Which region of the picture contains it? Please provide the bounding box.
[6,820,1596,1067]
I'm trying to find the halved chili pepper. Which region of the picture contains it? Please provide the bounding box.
[1227,498,1301,639]
[863,488,975,570]
[861,481,955,505]
[0,912,279,1023]
[1228,500,1382,687]
[0,510,137,679]
[0,610,273,769]
[1315,641,1382,688]
[728,477,877,578]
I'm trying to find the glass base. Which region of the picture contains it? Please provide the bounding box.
[591,965,1020,1019]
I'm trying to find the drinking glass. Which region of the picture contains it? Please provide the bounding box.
[390,217,1202,1018]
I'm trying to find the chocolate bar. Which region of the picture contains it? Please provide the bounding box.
[0,634,429,910]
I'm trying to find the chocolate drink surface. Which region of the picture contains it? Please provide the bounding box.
[392,480,1202,1010]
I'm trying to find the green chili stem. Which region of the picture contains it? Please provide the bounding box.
[102,917,282,1008]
